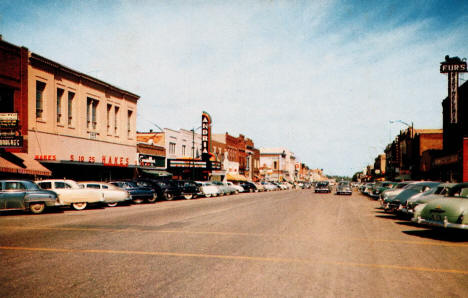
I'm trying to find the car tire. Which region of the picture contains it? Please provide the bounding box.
[147,193,157,203]
[165,193,174,201]
[72,202,87,210]
[133,198,144,204]
[205,194,211,198]
[183,194,193,200]
[30,202,45,214]
[107,202,118,207]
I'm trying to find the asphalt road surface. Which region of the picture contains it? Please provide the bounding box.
[1,189,467,297]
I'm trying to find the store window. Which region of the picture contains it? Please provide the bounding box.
[36,81,46,119]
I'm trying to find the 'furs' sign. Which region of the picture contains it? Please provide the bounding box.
[440,63,467,73]
[440,56,467,73]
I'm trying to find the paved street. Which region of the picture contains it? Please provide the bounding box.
[1,190,467,297]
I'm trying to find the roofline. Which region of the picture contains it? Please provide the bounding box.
[30,52,140,101]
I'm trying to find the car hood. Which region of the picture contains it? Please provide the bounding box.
[421,198,468,221]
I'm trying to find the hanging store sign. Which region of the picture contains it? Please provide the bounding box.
[440,56,467,124]
[0,113,19,129]
[138,154,165,168]
[168,159,207,168]
[0,136,23,148]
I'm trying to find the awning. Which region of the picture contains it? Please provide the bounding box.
[0,152,52,176]
[226,173,248,181]
[140,169,172,177]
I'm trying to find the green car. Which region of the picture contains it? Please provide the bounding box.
[0,180,59,214]
[406,183,456,215]
[370,181,398,200]
[413,182,468,230]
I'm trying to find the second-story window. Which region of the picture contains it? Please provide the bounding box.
[127,110,133,138]
[114,106,119,135]
[169,142,176,154]
[56,88,64,124]
[87,97,98,130]
[107,104,112,134]
[68,91,74,126]
[36,81,46,119]
[182,145,186,156]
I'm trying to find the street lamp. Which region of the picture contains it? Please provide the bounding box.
[389,120,414,141]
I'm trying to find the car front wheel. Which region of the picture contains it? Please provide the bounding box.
[147,193,157,203]
[30,202,45,214]
[107,202,118,207]
[72,202,87,210]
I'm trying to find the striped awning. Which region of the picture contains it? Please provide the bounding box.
[0,152,51,176]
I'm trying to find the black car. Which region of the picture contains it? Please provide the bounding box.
[136,179,180,201]
[315,181,331,193]
[240,181,257,192]
[108,181,156,203]
[172,180,200,200]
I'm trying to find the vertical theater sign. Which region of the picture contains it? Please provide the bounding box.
[440,56,467,123]
[201,111,212,161]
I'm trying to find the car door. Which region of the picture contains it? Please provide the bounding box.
[0,182,5,209]
[4,181,26,210]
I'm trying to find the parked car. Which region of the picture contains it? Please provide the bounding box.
[384,181,440,214]
[78,181,131,207]
[36,179,103,210]
[261,181,278,191]
[379,181,414,207]
[315,181,331,193]
[413,182,468,230]
[336,181,352,195]
[172,180,200,199]
[227,182,244,194]
[109,181,155,203]
[195,181,220,197]
[136,179,180,201]
[212,181,233,195]
[369,181,397,200]
[253,182,265,192]
[405,183,456,216]
[0,180,58,214]
[239,181,257,192]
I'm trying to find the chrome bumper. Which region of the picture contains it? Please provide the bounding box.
[413,216,468,230]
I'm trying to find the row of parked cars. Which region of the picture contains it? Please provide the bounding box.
[359,180,468,231]
[0,178,297,214]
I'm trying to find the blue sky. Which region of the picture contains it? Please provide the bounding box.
[1,0,467,176]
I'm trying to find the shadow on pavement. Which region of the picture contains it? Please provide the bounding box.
[402,229,468,242]
[375,214,398,219]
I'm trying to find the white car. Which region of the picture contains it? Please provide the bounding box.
[227,182,244,193]
[35,179,104,210]
[196,181,220,197]
[78,181,131,207]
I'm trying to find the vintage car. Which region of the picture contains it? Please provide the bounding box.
[369,181,397,199]
[315,181,331,193]
[239,181,257,192]
[0,180,58,214]
[78,181,132,207]
[384,181,440,214]
[253,182,265,192]
[379,181,414,207]
[227,182,244,193]
[261,181,278,191]
[336,181,352,195]
[212,181,236,195]
[195,181,220,197]
[172,180,200,200]
[109,181,156,203]
[136,179,180,201]
[405,183,456,216]
[35,179,103,210]
[413,182,468,230]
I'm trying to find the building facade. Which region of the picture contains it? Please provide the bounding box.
[259,147,296,182]
[1,38,139,180]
